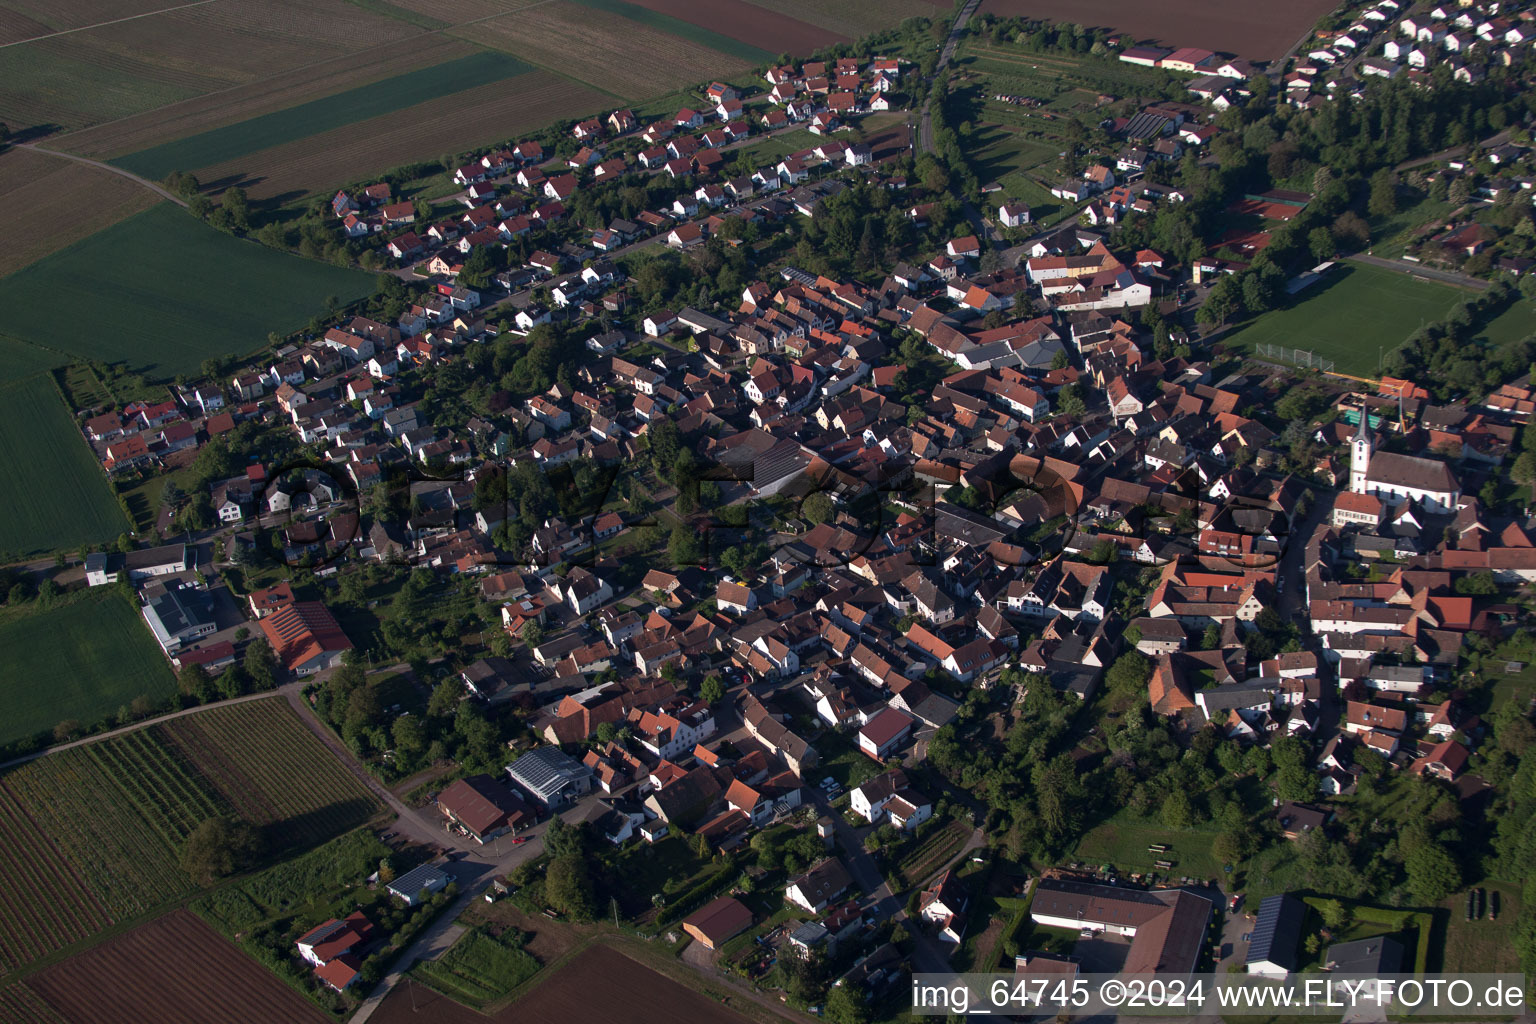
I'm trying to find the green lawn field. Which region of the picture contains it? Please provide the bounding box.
[0,589,176,748]
[0,374,129,558]
[1473,299,1536,350]
[114,52,535,181]
[0,204,374,381]
[1221,261,1468,376]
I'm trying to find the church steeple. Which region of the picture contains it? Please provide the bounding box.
[1349,402,1373,494]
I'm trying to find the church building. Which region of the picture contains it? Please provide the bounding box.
[1349,408,1460,513]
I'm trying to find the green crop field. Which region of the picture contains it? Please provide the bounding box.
[0,589,176,749]
[0,204,374,381]
[114,52,535,181]
[0,375,130,559]
[0,336,66,387]
[1221,261,1469,376]
[157,697,382,852]
[570,0,775,62]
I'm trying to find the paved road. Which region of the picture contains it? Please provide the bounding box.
[18,142,189,207]
[917,0,981,156]
[810,786,983,975]
[1348,253,1488,292]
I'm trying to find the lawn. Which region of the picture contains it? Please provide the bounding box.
[1221,261,1468,377]
[1472,299,1536,350]
[0,588,176,748]
[0,204,374,381]
[0,374,130,558]
[113,52,535,181]
[1072,814,1223,882]
[1438,886,1522,974]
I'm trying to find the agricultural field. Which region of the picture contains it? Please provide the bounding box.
[586,0,832,55]
[0,147,160,278]
[1221,261,1469,377]
[0,0,421,132]
[387,0,547,22]
[0,983,69,1024]
[0,589,176,748]
[376,943,756,1024]
[4,733,221,919]
[0,375,130,558]
[113,51,535,181]
[0,776,111,973]
[24,909,329,1024]
[464,5,751,100]
[156,696,383,852]
[0,204,374,380]
[54,35,477,160]
[0,0,204,38]
[976,0,1338,61]
[0,336,66,387]
[189,70,609,201]
[742,0,942,40]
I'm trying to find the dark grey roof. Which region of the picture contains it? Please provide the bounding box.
[1247,894,1306,971]
[389,862,449,896]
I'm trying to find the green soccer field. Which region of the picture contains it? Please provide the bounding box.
[0,589,176,749]
[0,204,374,381]
[1221,262,1471,376]
[0,374,130,559]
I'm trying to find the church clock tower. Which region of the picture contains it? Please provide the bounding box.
[1349,404,1372,494]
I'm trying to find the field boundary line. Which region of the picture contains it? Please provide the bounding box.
[0,686,297,773]
[45,0,572,157]
[0,0,227,50]
[15,144,184,207]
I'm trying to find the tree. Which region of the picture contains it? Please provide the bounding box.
[180,816,262,884]
[825,982,870,1024]
[1368,169,1399,218]
[701,674,726,705]
[1308,227,1336,264]
[1161,788,1193,829]
[544,853,597,920]
[1197,276,1238,328]
[243,638,276,690]
[1404,842,1461,904]
[1105,651,1151,699]
[178,662,214,702]
[802,492,836,525]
